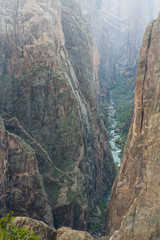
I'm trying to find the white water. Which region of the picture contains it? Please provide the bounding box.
[108,97,121,166]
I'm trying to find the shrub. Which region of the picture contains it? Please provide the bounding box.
[0,213,39,240]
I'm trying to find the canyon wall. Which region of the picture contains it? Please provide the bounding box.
[0,0,115,230]
[0,117,53,226]
[77,0,160,141]
[105,14,160,240]
[79,0,160,83]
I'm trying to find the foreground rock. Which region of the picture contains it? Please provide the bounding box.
[14,217,57,240]
[14,217,93,240]
[57,227,93,240]
[105,14,160,240]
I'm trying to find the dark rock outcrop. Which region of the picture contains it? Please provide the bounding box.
[105,14,160,240]
[0,0,115,230]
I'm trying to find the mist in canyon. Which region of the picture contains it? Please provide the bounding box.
[0,0,160,239]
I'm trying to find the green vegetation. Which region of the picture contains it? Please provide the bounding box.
[111,74,134,126]
[0,58,4,63]
[67,190,75,202]
[89,198,107,235]
[22,66,48,79]
[0,74,8,82]
[53,66,66,80]
[110,74,135,148]
[115,132,128,152]
[9,132,34,154]
[0,213,39,240]
[100,74,135,155]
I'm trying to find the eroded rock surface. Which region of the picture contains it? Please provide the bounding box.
[79,0,160,86]
[0,117,53,226]
[105,14,160,240]
[0,0,115,230]
[14,216,94,240]
[57,227,93,240]
[14,217,57,240]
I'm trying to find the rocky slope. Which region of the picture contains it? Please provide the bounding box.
[104,14,160,239]
[14,216,93,240]
[0,117,53,226]
[0,0,115,230]
[14,217,57,240]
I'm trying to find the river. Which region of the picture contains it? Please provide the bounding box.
[107,96,121,166]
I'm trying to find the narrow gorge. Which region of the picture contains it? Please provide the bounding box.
[0,0,160,240]
[105,13,160,240]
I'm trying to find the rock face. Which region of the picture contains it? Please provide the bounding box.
[0,0,115,230]
[77,0,115,91]
[105,14,160,240]
[14,216,93,240]
[0,117,53,226]
[14,217,57,240]
[78,0,160,143]
[79,0,160,83]
[100,0,160,77]
[57,227,93,240]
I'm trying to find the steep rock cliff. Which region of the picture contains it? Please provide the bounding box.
[78,0,160,86]
[101,0,160,78]
[105,14,160,240]
[78,0,160,143]
[0,117,53,226]
[0,0,115,230]
[77,0,115,92]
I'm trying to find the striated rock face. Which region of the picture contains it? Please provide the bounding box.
[78,0,160,90]
[105,14,160,240]
[77,0,115,91]
[0,0,115,230]
[99,0,160,77]
[0,117,53,226]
